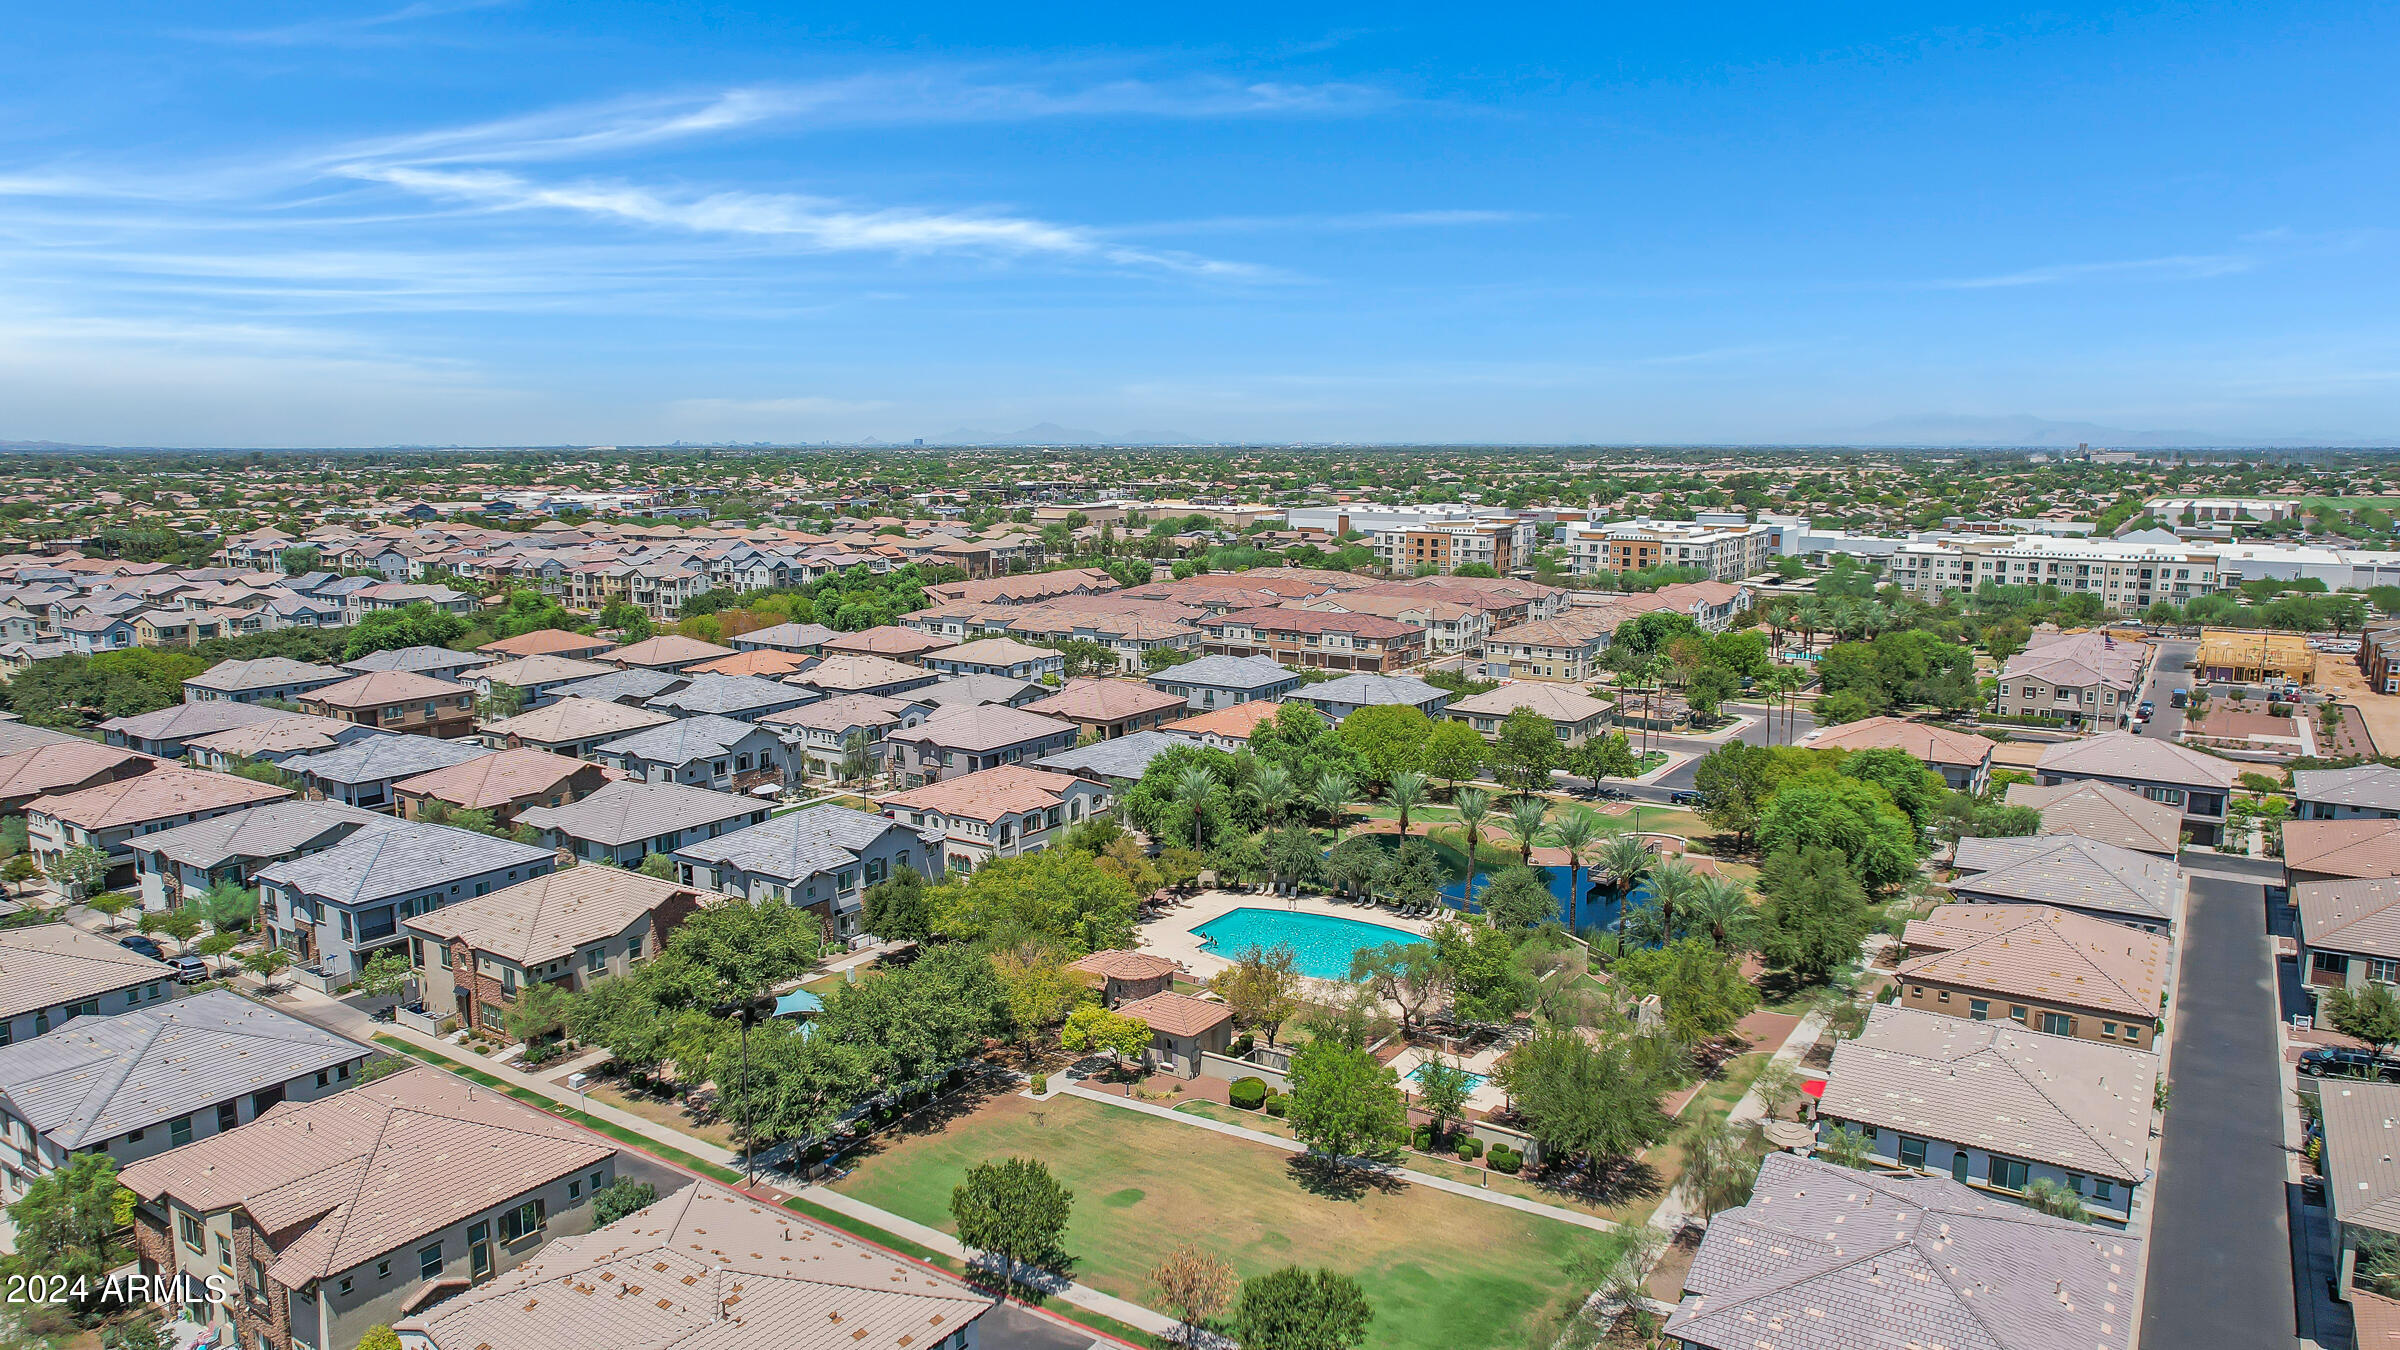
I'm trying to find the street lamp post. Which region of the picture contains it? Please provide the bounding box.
[713,996,768,1189]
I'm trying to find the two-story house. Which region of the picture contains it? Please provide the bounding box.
[2033,732,2236,848]
[1198,606,1425,673]
[478,696,674,757]
[593,715,789,792]
[1445,684,1615,749]
[1145,653,1303,711]
[180,658,350,706]
[641,673,816,723]
[1023,678,1188,741]
[923,637,1066,682]
[121,1067,615,1350]
[1896,904,2166,1050]
[404,868,706,1036]
[1995,631,2150,729]
[299,671,477,740]
[130,800,388,913]
[277,735,495,813]
[256,822,555,988]
[1291,672,1452,724]
[335,644,496,685]
[762,692,933,784]
[26,768,294,892]
[0,923,177,1048]
[390,747,620,829]
[881,765,1113,874]
[883,705,1079,787]
[674,804,932,940]
[514,779,770,867]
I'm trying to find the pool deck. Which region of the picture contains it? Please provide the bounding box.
[1137,887,1438,982]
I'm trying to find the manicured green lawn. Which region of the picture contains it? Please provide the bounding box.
[831,1092,1594,1350]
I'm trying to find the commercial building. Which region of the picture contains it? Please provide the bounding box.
[2195,627,2316,685]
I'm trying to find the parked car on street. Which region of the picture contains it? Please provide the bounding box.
[2300,1045,2400,1079]
[170,955,209,984]
[118,934,165,960]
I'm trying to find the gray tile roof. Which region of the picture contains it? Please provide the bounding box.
[2319,1078,2400,1232]
[2296,765,2400,815]
[336,644,497,676]
[919,673,1044,708]
[256,821,552,905]
[182,657,347,693]
[2036,731,2236,790]
[1949,834,2180,924]
[643,674,813,718]
[515,780,766,847]
[1297,673,1447,708]
[1821,1005,2156,1182]
[125,799,388,871]
[0,723,91,756]
[2297,877,2400,961]
[736,620,840,651]
[1666,1152,2142,1350]
[674,803,912,883]
[0,923,177,1020]
[100,700,288,743]
[0,989,369,1149]
[2004,781,2184,856]
[546,667,688,704]
[280,733,493,786]
[1146,653,1295,690]
[1034,729,1199,781]
[597,714,772,766]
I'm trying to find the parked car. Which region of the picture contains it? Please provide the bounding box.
[170,956,209,984]
[2299,1045,2400,1079]
[2170,688,2190,708]
[2138,700,2155,718]
[118,934,165,960]
[1669,790,1700,806]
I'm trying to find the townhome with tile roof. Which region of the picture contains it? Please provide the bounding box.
[1896,904,2167,1049]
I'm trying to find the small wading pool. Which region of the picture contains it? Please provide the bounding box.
[1194,907,1426,980]
[1408,1061,1491,1092]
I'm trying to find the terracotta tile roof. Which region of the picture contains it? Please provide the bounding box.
[1115,990,1233,1038]
[484,696,675,745]
[118,1066,612,1286]
[790,653,938,693]
[1805,715,1998,768]
[609,635,736,668]
[881,765,1086,821]
[393,1181,990,1350]
[1163,701,1285,741]
[393,746,617,810]
[1025,678,1187,723]
[1207,606,1421,639]
[1896,905,2165,1019]
[0,922,176,1021]
[0,742,155,803]
[2297,877,2400,961]
[820,625,954,658]
[2286,819,2400,880]
[304,670,470,710]
[2004,781,2184,856]
[403,866,698,964]
[25,766,291,829]
[475,653,619,687]
[1446,684,1615,722]
[1069,949,1182,981]
[683,649,813,678]
[933,637,1058,665]
[887,705,1076,753]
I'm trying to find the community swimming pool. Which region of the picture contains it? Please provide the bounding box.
[1194,907,1426,980]
[1408,1060,1491,1092]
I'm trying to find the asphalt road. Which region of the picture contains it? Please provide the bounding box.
[2136,638,2198,742]
[2142,867,2298,1350]
[1560,700,1820,802]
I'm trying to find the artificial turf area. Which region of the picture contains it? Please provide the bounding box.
[829,1091,1594,1350]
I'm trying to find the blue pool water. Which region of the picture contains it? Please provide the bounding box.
[1408,1061,1490,1092]
[1196,907,1427,980]
[1444,868,1646,935]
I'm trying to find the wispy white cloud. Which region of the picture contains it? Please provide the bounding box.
[1928,252,2255,289]
[177,0,513,47]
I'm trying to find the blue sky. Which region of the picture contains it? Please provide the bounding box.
[3,2,2396,446]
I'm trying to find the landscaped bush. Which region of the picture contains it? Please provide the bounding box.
[1263,1091,1288,1118]
[1229,1077,1268,1110]
[1231,1032,1255,1057]
[1030,1072,1048,1095]
[1457,1137,1483,1160]
[1413,1126,1434,1151]
[1490,1146,1523,1175]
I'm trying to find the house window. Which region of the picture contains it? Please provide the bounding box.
[1968,999,1989,1021]
[2040,1012,2075,1037]
[2093,1178,2114,1202]
[2372,959,2400,984]
[1897,1136,1928,1169]
[2101,1021,2119,1038]
[1936,990,1951,1004]
[500,1198,546,1243]
[180,1213,204,1251]
[1989,1157,2030,1191]
[587,947,606,973]
[170,1116,193,1146]
[2317,951,2350,978]
[2009,1005,2028,1024]
[418,1241,443,1280]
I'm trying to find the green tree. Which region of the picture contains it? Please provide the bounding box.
[1350,939,1451,1037]
[1478,866,1554,932]
[192,876,258,931]
[83,888,131,930]
[1411,1058,1476,1143]
[591,1178,659,1226]
[1505,797,1548,864]
[1607,938,1759,1045]
[50,843,111,899]
[1680,1114,1764,1219]
[1382,771,1428,837]
[242,946,293,990]
[1490,707,1564,796]
[1060,1001,1152,1076]
[196,930,242,975]
[141,906,203,951]
[934,848,1137,954]
[993,943,1091,1056]
[355,946,415,1001]
[1264,824,1322,894]
[2328,983,2400,1057]
[1544,809,1604,923]
[504,981,572,1045]
[3,1153,126,1295]
[356,1327,402,1350]
[1336,705,1433,785]
[1451,787,1492,904]
[1211,945,1303,1046]
[1492,1027,1672,1164]
[1755,770,1918,891]
[637,851,681,880]
[861,867,934,941]
[342,602,468,660]
[1284,1038,1409,1167]
[1422,721,1487,795]
[2022,1177,2089,1222]
[1753,847,1873,983]
[950,1157,1074,1294]
[1568,731,1639,783]
[1231,1267,1374,1350]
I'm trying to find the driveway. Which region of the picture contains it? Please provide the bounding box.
[2142,869,2298,1350]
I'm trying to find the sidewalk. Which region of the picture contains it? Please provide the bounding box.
[260,977,1192,1343]
[1054,1082,1619,1233]
[1647,1005,1830,1235]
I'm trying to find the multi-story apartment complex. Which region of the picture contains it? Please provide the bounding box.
[1556,516,1777,582]
[1886,534,2220,613]
[1369,518,1534,576]
[1197,607,1426,673]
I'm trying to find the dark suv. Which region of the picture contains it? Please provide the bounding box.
[2300,1046,2400,1079]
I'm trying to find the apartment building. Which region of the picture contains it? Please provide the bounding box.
[1370,518,1532,576]
[1886,533,2220,614]
[0,923,177,1048]
[1557,518,1776,581]
[1993,631,2150,729]
[884,705,1079,787]
[1198,606,1426,673]
[2035,732,2235,848]
[299,671,477,739]
[513,779,770,866]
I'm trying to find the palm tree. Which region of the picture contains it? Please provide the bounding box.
[1507,798,1549,866]
[1310,770,1355,839]
[1685,872,1754,951]
[1244,761,1297,826]
[1453,788,1492,911]
[1597,833,1656,918]
[1644,858,1704,945]
[1384,771,1428,838]
[1544,809,1602,928]
[1173,765,1216,850]
[1641,655,1675,752]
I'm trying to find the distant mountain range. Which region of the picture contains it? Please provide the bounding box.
[1847,414,2397,449]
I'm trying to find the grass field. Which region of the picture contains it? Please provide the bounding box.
[830,1092,1595,1350]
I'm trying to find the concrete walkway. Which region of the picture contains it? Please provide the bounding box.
[1055,1082,1620,1233]
[261,980,1189,1343]
[1648,1006,1830,1235]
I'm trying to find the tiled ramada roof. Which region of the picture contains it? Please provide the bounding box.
[1115,990,1233,1037]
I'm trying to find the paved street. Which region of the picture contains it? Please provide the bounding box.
[2138,638,2198,743]
[2144,865,2299,1350]
[1583,700,1819,801]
